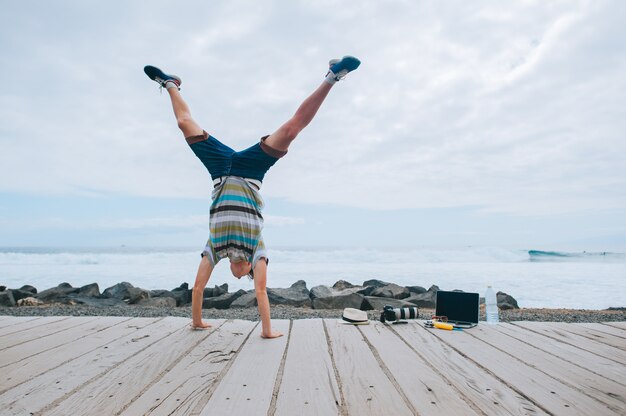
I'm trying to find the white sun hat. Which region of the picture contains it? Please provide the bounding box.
[341,308,369,325]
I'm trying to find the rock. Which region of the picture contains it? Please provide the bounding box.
[171,290,191,306]
[19,285,37,294]
[497,291,519,310]
[204,284,229,298]
[203,289,246,309]
[10,289,38,303]
[78,283,100,297]
[310,285,364,309]
[17,296,44,306]
[127,287,151,304]
[369,283,410,299]
[358,279,392,297]
[103,282,134,299]
[0,285,6,292]
[0,290,16,307]
[332,280,356,290]
[151,290,182,307]
[406,285,427,294]
[36,283,80,302]
[171,283,192,306]
[361,296,417,311]
[267,280,311,307]
[138,297,177,307]
[172,282,189,291]
[69,297,127,307]
[151,289,176,298]
[230,291,258,308]
[404,285,439,308]
[362,279,391,288]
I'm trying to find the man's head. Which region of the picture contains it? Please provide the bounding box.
[230,258,252,279]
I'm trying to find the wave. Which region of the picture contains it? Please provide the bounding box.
[528,250,626,262]
[1,247,625,266]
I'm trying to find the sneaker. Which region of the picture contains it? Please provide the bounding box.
[143,65,182,90]
[326,56,361,82]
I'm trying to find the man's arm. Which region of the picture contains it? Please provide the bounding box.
[191,256,214,329]
[253,259,284,339]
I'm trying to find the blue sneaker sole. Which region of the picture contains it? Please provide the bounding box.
[331,56,361,73]
[143,65,180,83]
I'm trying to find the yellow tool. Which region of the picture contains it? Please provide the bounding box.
[433,321,454,330]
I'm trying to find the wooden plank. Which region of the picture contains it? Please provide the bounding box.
[392,323,547,416]
[0,316,68,338]
[467,323,626,411]
[579,323,626,339]
[120,319,257,416]
[197,320,291,416]
[0,317,186,416]
[603,322,626,330]
[562,324,626,350]
[514,322,626,365]
[492,323,626,386]
[0,316,43,330]
[358,322,482,415]
[546,322,626,350]
[428,324,620,415]
[274,319,341,416]
[0,316,100,350]
[0,317,127,368]
[0,317,152,393]
[323,319,415,416]
[43,317,221,416]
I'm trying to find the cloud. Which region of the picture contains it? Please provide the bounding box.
[1,0,625,216]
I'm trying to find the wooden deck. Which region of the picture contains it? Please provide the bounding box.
[0,316,624,415]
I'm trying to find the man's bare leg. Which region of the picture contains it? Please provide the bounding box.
[264,82,333,152]
[166,87,204,138]
[144,65,204,138]
[191,256,214,329]
[264,55,360,152]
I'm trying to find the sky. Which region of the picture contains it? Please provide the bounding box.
[1,0,625,249]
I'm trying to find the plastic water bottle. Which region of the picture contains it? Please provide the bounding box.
[485,286,499,324]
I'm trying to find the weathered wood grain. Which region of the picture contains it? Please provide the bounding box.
[0,317,154,394]
[0,317,126,368]
[0,316,71,341]
[0,317,184,416]
[581,323,626,338]
[0,316,103,351]
[429,324,620,415]
[392,323,546,416]
[359,322,482,415]
[120,319,257,416]
[468,323,626,412]
[514,321,626,365]
[197,320,290,416]
[603,322,626,330]
[492,323,626,386]
[0,316,45,330]
[323,319,415,416]
[0,317,624,416]
[43,318,220,416]
[274,319,341,416]
[552,323,626,350]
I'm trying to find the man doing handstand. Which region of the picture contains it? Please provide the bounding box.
[144,56,360,338]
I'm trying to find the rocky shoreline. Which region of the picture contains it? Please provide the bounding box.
[1,280,624,323]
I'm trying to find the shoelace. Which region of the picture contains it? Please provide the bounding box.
[326,69,349,81]
[156,77,165,94]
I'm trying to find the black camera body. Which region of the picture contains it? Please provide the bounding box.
[380,305,419,324]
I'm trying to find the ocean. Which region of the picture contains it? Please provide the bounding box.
[1,246,624,310]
